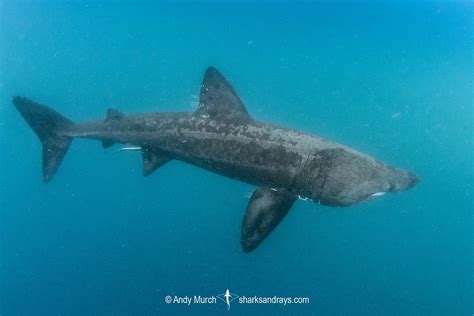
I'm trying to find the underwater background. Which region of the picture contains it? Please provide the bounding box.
[0,1,472,315]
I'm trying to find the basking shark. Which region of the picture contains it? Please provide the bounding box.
[13,67,419,253]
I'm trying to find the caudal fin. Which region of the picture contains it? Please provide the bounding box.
[13,97,74,183]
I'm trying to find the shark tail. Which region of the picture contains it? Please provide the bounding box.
[13,97,74,183]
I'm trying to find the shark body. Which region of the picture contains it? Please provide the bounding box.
[13,67,419,252]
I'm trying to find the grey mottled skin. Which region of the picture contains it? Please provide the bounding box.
[13,67,419,253]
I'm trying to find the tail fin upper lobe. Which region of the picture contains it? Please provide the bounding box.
[13,97,74,183]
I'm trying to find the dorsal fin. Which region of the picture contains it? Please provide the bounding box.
[195,67,251,123]
[105,108,124,121]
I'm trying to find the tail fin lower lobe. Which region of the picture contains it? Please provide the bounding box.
[13,97,74,183]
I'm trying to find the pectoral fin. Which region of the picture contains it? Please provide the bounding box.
[241,188,296,253]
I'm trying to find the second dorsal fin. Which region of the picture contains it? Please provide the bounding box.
[195,67,252,123]
[105,108,125,122]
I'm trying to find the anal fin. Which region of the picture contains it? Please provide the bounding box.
[142,148,171,176]
[241,188,296,253]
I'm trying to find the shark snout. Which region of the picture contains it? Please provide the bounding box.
[390,169,420,192]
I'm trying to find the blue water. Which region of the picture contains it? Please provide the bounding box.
[0,1,472,315]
